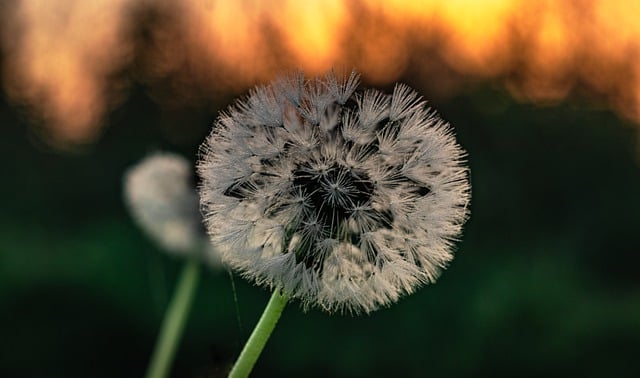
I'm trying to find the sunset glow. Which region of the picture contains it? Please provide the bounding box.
[2,0,640,145]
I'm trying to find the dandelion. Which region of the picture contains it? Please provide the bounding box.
[198,70,470,376]
[124,152,220,378]
[124,152,205,256]
[199,70,469,312]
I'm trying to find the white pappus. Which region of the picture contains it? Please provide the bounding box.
[198,70,470,314]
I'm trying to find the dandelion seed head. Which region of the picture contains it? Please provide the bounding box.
[198,70,470,314]
[124,152,221,266]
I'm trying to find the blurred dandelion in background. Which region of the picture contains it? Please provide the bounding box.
[123,151,222,266]
[123,152,221,378]
[124,152,205,257]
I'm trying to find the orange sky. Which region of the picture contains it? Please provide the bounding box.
[2,0,640,146]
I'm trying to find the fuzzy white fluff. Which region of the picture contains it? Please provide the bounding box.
[124,152,219,265]
[198,70,470,314]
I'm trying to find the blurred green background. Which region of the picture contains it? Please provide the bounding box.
[2,82,639,377]
[1,1,640,377]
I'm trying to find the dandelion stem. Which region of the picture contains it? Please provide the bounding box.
[229,290,288,378]
[146,258,200,378]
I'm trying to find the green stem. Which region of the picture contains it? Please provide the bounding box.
[146,258,201,378]
[228,290,288,378]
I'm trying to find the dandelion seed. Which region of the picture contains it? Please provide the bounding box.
[198,70,470,314]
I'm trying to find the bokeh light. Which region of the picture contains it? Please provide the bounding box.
[2,0,640,145]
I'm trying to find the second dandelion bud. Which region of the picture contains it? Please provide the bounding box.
[198,70,470,314]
